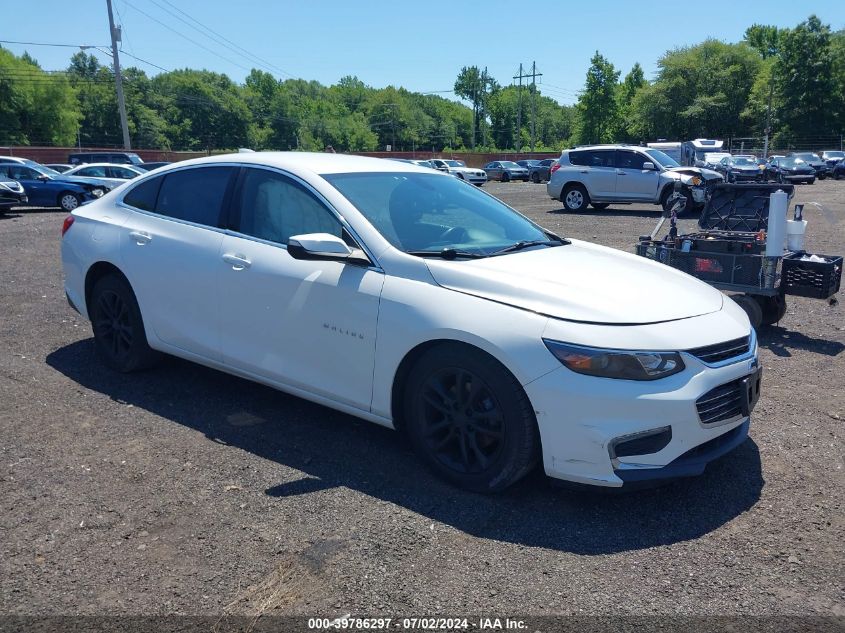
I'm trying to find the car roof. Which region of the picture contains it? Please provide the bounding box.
[142,152,438,176]
[69,162,142,169]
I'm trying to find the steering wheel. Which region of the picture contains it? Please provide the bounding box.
[438,226,469,243]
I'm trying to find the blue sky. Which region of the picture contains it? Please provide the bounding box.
[4,0,842,106]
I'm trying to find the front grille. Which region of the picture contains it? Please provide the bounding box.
[688,336,750,364]
[696,378,744,424]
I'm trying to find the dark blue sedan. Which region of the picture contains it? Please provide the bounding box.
[0,161,101,211]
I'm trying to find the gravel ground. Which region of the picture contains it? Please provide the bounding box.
[0,180,843,622]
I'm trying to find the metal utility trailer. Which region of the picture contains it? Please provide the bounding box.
[636,183,842,329]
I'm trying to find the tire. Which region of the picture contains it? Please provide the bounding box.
[591,202,609,210]
[660,187,692,215]
[818,174,826,180]
[501,172,510,183]
[58,192,81,212]
[403,344,539,493]
[90,274,158,373]
[531,172,540,184]
[561,184,589,211]
[733,294,763,330]
[756,295,787,326]
[834,171,842,180]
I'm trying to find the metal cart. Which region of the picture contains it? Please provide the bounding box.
[636,183,842,328]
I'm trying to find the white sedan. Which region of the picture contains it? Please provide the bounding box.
[63,163,144,191]
[61,153,760,492]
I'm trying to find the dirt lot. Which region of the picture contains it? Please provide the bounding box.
[1,179,843,623]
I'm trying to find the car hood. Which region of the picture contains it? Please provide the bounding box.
[666,166,722,180]
[424,240,724,324]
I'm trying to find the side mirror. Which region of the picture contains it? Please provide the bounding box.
[38,174,50,181]
[642,161,655,171]
[287,233,370,266]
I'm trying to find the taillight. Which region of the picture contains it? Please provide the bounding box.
[550,161,561,175]
[61,215,74,237]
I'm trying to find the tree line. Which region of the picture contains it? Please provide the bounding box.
[0,14,841,153]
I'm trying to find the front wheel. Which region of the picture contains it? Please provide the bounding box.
[561,185,589,211]
[404,345,539,492]
[58,192,81,212]
[531,172,540,183]
[90,274,159,372]
[501,172,510,183]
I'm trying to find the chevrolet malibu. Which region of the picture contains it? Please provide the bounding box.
[61,153,761,492]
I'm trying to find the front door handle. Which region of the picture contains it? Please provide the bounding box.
[222,253,251,270]
[129,230,152,245]
[616,170,627,175]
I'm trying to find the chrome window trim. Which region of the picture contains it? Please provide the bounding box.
[117,162,384,272]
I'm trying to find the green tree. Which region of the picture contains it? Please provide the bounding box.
[774,15,839,143]
[0,47,80,145]
[454,66,498,149]
[615,62,646,142]
[574,52,620,144]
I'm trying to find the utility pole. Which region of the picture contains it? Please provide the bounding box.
[106,0,131,150]
[514,63,542,154]
[514,63,523,154]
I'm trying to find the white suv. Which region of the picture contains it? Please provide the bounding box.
[547,145,723,213]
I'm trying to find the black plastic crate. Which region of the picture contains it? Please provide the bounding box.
[636,241,766,287]
[698,183,794,232]
[781,253,842,299]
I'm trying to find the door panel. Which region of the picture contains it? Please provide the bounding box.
[218,237,383,409]
[121,211,223,360]
[615,151,660,200]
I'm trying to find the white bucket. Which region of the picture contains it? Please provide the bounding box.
[786,219,808,252]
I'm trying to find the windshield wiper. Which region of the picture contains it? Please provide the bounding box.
[488,238,566,257]
[405,248,488,260]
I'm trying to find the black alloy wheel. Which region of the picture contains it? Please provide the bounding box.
[90,275,158,372]
[502,172,510,183]
[404,345,538,492]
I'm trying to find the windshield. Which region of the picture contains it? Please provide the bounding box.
[794,153,819,161]
[645,149,679,168]
[824,151,844,159]
[444,160,465,167]
[733,157,756,166]
[324,172,553,256]
[500,161,521,168]
[782,158,805,166]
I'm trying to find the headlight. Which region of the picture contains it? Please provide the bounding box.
[690,176,702,186]
[543,340,685,381]
[91,188,104,197]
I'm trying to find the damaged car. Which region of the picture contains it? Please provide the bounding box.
[547,144,723,213]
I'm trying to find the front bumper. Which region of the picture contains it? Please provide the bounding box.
[782,173,815,181]
[525,324,759,488]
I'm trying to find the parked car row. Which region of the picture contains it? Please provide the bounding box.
[0,155,149,213]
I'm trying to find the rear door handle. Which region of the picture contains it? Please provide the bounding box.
[579,170,589,174]
[129,230,152,245]
[616,170,627,175]
[222,253,251,270]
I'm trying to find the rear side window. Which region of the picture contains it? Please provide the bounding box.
[123,176,163,211]
[155,167,235,227]
[569,150,614,167]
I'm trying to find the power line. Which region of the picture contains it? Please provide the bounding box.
[0,39,108,49]
[154,0,296,79]
[122,1,254,73]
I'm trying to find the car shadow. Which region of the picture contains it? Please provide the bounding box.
[46,339,764,555]
[759,326,845,358]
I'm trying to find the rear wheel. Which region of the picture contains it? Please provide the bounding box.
[733,294,763,330]
[90,274,158,372]
[756,295,787,326]
[561,184,589,211]
[531,172,540,183]
[404,345,539,493]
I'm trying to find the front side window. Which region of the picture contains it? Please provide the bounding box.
[155,166,235,226]
[616,151,647,170]
[324,172,550,254]
[234,168,342,245]
[109,167,137,179]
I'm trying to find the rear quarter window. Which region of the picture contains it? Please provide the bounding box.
[123,176,163,211]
